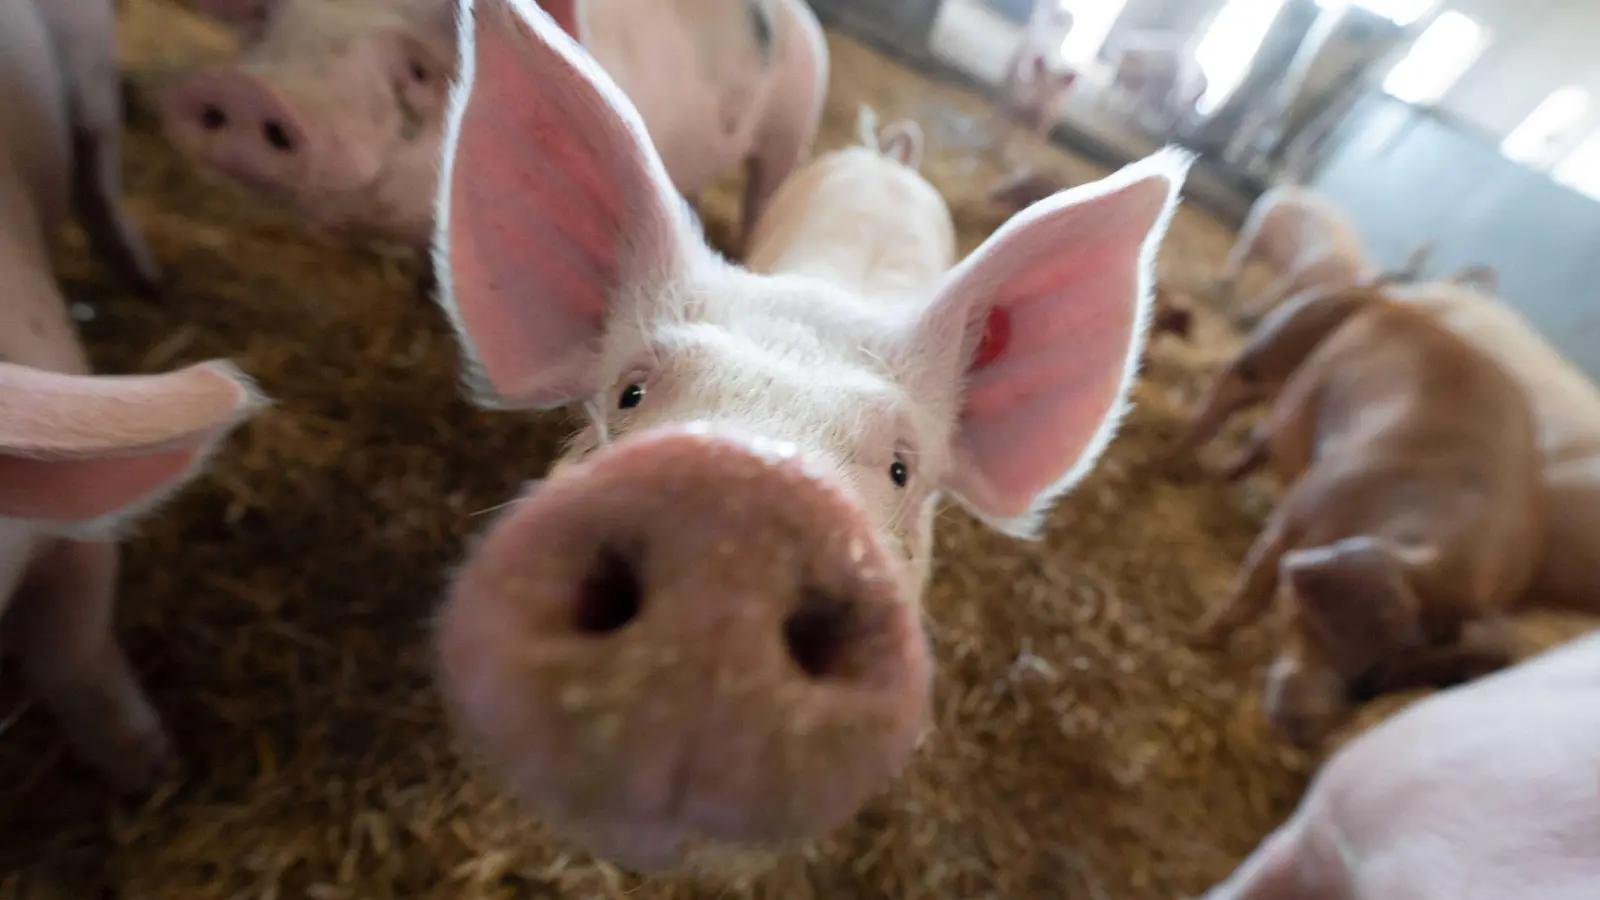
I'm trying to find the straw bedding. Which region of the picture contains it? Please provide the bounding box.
[1,7,1590,898]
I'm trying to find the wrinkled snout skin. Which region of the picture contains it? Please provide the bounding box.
[438,425,931,870]
[159,0,457,247]
[1204,632,1600,900]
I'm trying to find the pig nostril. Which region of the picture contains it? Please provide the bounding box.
[573,547,642,634]
[262,120,295,152]
[784,589,859,680]
[199,105,227,131]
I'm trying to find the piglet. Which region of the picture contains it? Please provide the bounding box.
[1106,30,1209,129]
[1,0,265,793]
[992,0,1077,141]
[429,0,1189,872]
[1190,286,1547,747]
[1200,628,1600,900]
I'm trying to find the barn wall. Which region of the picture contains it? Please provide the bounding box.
[1432,0,1600,148]
[1310,91,1600,381]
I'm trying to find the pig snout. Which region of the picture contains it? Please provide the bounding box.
[437,426,933,870]
[161,67,313,195]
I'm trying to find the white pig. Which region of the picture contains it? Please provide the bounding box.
[742,105,955,299]
[1216,185,1377,325]
[1199,628,1600,900]
[428,0,1190,872]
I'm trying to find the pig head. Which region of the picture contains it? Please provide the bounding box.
[428,0,1189,872]
[159,0,461,248]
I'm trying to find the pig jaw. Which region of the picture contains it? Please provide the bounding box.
[436,424,934,871]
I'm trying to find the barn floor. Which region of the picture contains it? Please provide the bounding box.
[2,19,1589,900]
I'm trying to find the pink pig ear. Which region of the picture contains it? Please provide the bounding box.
[0,361,266,533]
[432,0,699,410]
[911,147,1191,538]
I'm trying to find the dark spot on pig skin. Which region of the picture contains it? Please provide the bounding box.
[28,316,47,338]
[749,0,775,65]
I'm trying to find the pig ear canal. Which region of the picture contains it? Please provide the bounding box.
[921,147,1191,539]
[880,122,925,171]
[434,0,697,412]
[1284,538,1427,682]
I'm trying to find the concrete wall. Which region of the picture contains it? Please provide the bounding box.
[1311,91,1600,381]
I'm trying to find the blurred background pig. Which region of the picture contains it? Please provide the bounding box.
[1,0,265,794]
[429,0,1188,873]
[157,0,829,257]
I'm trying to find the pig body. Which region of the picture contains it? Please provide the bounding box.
[743,106,955,300]
[1202,629,1600,900]
[162,0,827,251]
[996,1,1077,136]
[1192,289,1546,747]
[1387,279,1600,467]
[429,0,1189,873]
[1217,185,1376,325]
[0,0,264,793]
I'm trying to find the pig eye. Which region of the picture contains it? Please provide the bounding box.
[888,455,909,488]
[618,383,645,410]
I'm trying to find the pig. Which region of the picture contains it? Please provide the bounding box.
[1,0,265,793]
[1189,286,1546,748]
[1198,628,1600,900]
[428,0,1190,872]
[160,0,828,254]
[742,105,953,297]
[1215,185,1390,326]
[992,1,1077,139]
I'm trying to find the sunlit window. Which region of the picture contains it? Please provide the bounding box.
[1193,0,1286,114]
[1553,129,1600,200]
[1502,86,1592,168]
[1381,10,1487,104]
[1054,0,1130,67]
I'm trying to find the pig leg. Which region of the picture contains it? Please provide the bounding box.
[1,540,174,794]
[1193,497,1302,648]
[1350,619,1521,701]
[66,67,163,298]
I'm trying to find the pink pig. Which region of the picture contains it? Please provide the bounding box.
[1200,628,1600,900]
[1,0,265,793]
[429,0,1189,873]
[160,0,828,252]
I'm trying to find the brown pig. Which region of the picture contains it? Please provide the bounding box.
[1,0,266,792]
[1168,283,1372,465]
[1189,286,1547,748]
[159,0,828,252]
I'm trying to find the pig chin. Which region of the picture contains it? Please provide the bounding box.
[435,424,934,871]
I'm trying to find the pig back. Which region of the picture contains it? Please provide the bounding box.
[743,148,955,299]
[1391,282,1600,465]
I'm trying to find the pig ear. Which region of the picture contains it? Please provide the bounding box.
[1283,538,1427,681]
[192,0,281,41]
[909,147,1191,538]
[432,0,700,411]
[0,361,266,535]
[879,120,925,171]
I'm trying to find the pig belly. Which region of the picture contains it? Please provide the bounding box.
[1334,691,1600,899]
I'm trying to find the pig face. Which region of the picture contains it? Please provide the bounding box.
[430,0,1188,871]
[160,0,457,244]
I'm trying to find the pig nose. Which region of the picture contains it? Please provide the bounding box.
[160,68,309,190]
[437,426,932,871]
